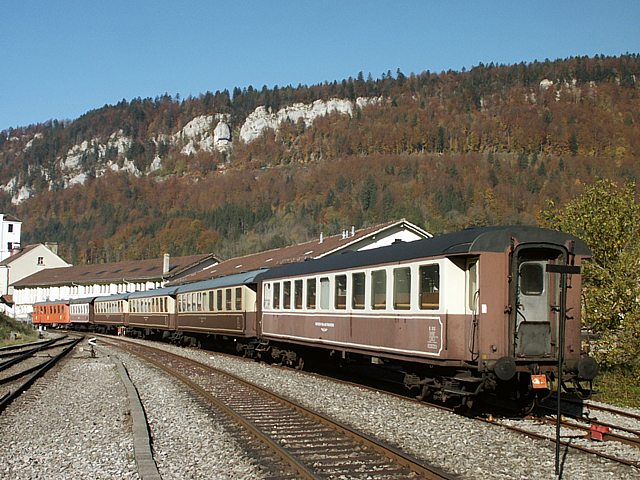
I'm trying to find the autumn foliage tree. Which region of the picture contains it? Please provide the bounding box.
[540,179,640,368]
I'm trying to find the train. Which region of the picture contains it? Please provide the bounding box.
[31,226,598,408]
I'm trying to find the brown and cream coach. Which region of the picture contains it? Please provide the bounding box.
[254,225,597,407]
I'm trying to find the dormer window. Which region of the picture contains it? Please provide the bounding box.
[37,257,44,266]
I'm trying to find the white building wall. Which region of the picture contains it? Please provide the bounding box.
[0,214,22,262]
[1,244,71,296]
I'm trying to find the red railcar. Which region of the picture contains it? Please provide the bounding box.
[32,300,70,326]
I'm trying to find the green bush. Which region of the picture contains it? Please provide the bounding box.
[594,366,640,408]
[0,313,37,346]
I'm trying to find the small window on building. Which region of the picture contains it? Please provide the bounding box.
[8,224,13,233]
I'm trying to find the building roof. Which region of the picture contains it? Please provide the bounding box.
[168,219,429,286]
[0,244,41,266]
[256,225,591,281]
[2,214,21,222]
[12,253,218,288]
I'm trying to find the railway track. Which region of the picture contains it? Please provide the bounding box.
[0,338,53,357]
[105,337,456,480]
[295,356,640,468]
[0,335,83,413]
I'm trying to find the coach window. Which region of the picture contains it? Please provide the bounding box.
[371,270,387,310]
[294,280,303,309]
[352,272,366,309]
[235,287,242,310]
[283,281,291,309]
[217,290,223,311]
[197,293,204,311]
[394,267,412,310]
[225,289,233,310]
[319,277,330,310]
[273,283,281,310]
[419,265,440,310]
[306,279,316,309]
[263,283,272,309]
[520,263,544,295]
[335,275,347,310]
[208,291,215,311]
[468,261,479,311]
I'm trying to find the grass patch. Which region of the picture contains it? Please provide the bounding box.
[593,366,640,409]
[0,312,38,346]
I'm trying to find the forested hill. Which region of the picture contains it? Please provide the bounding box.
[1,54,639,264]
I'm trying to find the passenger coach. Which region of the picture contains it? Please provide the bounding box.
[93,293,129,332]
[32,300,70,327]
[255,226,597,405]
[174,269,265,350]
[69,296,96,328]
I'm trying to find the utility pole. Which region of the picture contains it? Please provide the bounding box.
[546,262,580,477]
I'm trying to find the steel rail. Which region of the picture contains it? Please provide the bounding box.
[0,336,82,413]
[105,337,455,480]
[490,418,640,469]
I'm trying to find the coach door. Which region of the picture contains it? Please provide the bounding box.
[513,247,563,358]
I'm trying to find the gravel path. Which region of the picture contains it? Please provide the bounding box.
[0,345,137,479]
[113,349,268,479]
[1,335,638,480]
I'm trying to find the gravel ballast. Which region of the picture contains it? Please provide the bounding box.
[1,336,638,479]
[0,347,137,479]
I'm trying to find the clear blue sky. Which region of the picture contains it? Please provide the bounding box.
[1,1,638,132]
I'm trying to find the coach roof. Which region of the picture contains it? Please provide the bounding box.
[255,225,591,280]
[175,269,267,294]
